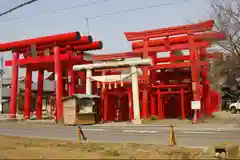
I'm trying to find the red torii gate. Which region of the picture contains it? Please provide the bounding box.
[124,20,225,120]
[84,20,224,122]
[3,32,103,121]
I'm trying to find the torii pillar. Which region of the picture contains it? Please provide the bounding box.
[24,67,32,119]
[9,51,19,118]
[36,70,44,119]
[53,45,63,122]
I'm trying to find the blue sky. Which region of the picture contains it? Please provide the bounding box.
[0,0,211,80]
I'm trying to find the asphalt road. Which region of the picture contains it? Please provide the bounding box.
[0,123,239,147]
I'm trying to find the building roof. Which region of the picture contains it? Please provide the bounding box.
[31,80,54,92]
[73,94,100,99]
[0,79,54,99]
[18,79,54,92]
[2,77,26,85]
[62,94,100,101]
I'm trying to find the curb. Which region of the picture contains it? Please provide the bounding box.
[93,124,240,131]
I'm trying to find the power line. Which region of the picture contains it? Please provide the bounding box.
[0,0,20,8]
[0,0,191,23]
[86,0,191,19]
[0,0,41,17]
[0,0,113,23]
[0,0,192,34]
[84,0,190,33]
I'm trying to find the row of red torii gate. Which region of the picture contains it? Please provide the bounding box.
[2,20,225,122]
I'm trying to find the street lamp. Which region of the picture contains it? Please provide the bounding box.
[0,56,4,114]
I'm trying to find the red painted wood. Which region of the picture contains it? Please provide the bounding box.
[180,88,185,120]
[24,67,32,119]
[150,94,157,116]
[125,20,214,41]
[132,32,225,49]
[9,52,19,119]
[36,70,44,119]
[5,54,90,66]
[133,41,210,53]
[19,35,92,52]
[74,41,103,51]
[53,46,63,121]
[0,32,80,52]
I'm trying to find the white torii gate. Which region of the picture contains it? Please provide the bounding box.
[73,58,152,124]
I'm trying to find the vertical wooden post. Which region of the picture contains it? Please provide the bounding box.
[86,69,92,95]
[131,66,141,124]
[36,70,44,119]
[200,47,212,117]
[100,71,106,122]
[202,68,212,117]
[150,52,157,84]
[9,51,19,119]
[150,52,157,117]
[142,39,149,119]
[103,93,108,122]
[189,36,201,122]
[180,88,185,120]
[53,45,63,122]
[157,89,163,119]
[150,93,157,116]
[24,67,32,119]
[128,89,134,120]
[67,50,76,96]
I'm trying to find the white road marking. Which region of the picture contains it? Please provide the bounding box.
[182,131,214,134]
[176,127,237,132]
[122,130,157,133]
[122,130,139,133]
[138,130,157,133]
[82,128,105,132]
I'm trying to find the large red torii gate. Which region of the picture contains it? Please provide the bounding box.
[2,32,103,121]
[124,20,225,120]
[85,20,224,122]
[1,19,226,124]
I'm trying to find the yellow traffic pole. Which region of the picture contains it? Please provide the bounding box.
[77,125,87,144]
[77,126,81,144]
[169,125,177,147]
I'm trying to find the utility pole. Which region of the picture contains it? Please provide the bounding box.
[85,18,90,34]
[0,56,4,114]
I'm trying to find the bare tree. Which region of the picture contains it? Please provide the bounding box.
[212,0,240,65]
[209,0,240,90]
[211,1,240,127]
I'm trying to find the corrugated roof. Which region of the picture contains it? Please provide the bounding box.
[62,94,100,101]
[73,94,100,99]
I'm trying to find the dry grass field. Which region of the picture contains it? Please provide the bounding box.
[0,135,205,159]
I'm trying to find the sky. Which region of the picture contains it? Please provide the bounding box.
[0,0,212,80]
